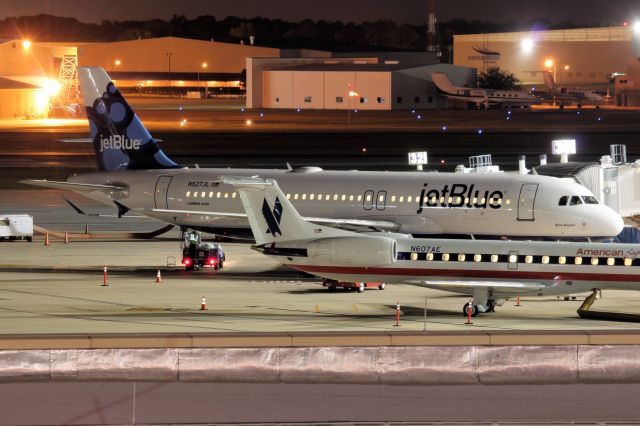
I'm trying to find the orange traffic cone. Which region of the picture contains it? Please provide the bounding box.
[200,296,207,310]
[155,269,162,283]
[44,232,50,246]
[515,296,521,307]
[64,231,69,244]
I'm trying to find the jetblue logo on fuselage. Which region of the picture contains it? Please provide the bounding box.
[262,196,283,237]
[99,135,141,152]
[416,183,504,214]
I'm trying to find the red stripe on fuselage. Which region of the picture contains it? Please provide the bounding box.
[290,264,640,282]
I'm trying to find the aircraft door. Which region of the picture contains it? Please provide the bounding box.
[376,191,387,211]
[154,176,173,209]
[363,190,374,210]
[517,183,538,221]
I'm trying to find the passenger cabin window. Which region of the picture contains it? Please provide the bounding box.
[558,196,568,206]
[570,196,582,205]
[582,196,598,204]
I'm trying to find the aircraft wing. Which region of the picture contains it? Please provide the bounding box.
[414,280,546,293]
[20,179,127,192]
[151,208,398,231]
[440,94,488,105]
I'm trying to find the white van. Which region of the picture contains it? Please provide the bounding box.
[0,215,33,242]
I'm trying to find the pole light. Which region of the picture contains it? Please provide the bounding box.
[347,89,359,124]
[22,40,31,50]
[166,52,173,97]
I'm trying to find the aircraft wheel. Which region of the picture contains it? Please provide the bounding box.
[328,285,337,292]
[356,282,365,293]
[378,283,386,290]
[462,303,479,317]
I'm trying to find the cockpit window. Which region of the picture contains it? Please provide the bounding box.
[570,196,583,205]
[558,196,568,206]
[582,196,599,204]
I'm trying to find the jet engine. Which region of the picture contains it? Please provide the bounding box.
[307,236,397,267]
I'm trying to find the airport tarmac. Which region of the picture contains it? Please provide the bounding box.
[1,239,640,334]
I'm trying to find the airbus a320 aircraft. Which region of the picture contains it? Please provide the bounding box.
[23,67,623,240]
[228,177,640,316]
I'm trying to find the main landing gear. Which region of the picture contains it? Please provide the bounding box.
[462,289,500,317]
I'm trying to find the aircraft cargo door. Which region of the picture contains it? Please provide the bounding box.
[154,176,173,209]
[517,183,538,221]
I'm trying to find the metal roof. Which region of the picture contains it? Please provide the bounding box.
[271,63,428,72]
[0,77,40,90]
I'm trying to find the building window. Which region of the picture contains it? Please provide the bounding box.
[336,96,344,103]
[376,97,385,104]
[304,96,312,103]
[396,97,403,103]
[576,72,582,77]
[360,97,368,104]
[275,97,280,103]
[428,96,433,103]
[414,96,420,103]
[530,71,537,77]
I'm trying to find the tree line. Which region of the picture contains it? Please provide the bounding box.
[0,14,618,52]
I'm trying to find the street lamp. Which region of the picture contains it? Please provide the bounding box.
[198,62,207,98]
[166,52,173,97]
[347,89,359,124]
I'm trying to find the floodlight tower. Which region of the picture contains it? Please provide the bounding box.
[426,0,439,54]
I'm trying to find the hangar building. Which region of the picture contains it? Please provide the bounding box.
[454,26,639,87]
[0,36,282,118]
[247,56,475,110]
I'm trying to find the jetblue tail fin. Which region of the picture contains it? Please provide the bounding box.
[225,177,349,245]
[78,67,180,171]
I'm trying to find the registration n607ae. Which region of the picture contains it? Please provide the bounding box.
[410,245,442,253]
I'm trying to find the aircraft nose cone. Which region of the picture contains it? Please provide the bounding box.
[604,209,624,237]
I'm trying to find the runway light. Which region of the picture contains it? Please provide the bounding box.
[520,38,533,54]
[259,112,264,117]
[362,147,367,153]
[417,115,422,119]
[245,119,252,125]
[477,129,483,134]
[241,108,245,112]
[411,109,416,114]
[296,108,301,112]
[354,109,358,113]
[440,159,445,164]
[597,117,602,121]
[441,125,447,131]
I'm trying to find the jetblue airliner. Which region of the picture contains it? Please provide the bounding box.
[23,67,623,240]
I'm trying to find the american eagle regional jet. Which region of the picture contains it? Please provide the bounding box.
[228,177,640,316]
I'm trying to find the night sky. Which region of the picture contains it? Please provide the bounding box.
[0,0,637,25]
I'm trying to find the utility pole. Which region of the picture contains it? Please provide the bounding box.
[166,52,173,97]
